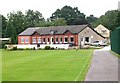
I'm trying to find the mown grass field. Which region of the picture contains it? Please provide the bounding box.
[2,49,93,81]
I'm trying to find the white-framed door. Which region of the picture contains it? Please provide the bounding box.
[51,37,54,44]
[81,37,84,45]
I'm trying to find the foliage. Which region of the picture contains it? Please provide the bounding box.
[50,5,87,25]
[92,10,118,30]
[25,9,45,27]
[4,46,7,50]
[50,47,54,50]
[44,46,51,50]
[115,11,120,28]
[2,15,7,38]
[12,46,17,50]
[86,15,98,27]
[36,18,67,27]
[2,10,45,44]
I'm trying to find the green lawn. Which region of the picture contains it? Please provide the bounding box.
[2,49,93,81]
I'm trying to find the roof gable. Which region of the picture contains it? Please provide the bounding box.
[63,30,73,34]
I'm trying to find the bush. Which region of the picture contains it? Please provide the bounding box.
[12,46,17,50]
[4,46,7,50]
[44,46,51,50]
[17,48,23,50]
[50,47,54,50]
[33,47,35,50]
[25,48,30,50]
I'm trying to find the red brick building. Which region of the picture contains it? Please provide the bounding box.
[18,25,105,46]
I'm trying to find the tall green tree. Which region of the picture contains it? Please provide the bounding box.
[5,21,17,43]
[86,15,98,26]
[2,15,7,38]
[25,9,45,27]
[93,10,118,30]
[4,10,45,44]
[50,18,67,26]
[50,5,87,25]
[115,10,120,28]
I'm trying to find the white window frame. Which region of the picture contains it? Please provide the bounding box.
[37,37,41,43]
[60,37,62,43]
[21,38,24,43]
[64,36,68,43]
[56,37,58,43]
[25,38,29,43]
[32,37,36,43]
[43,38,46,44]
[70,36,74,43]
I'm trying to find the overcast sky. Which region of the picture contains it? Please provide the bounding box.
[0,0,119,19]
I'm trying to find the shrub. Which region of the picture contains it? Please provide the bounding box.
[17,48,23,50]
[25,48,30,50]
[33,47,35,50]
[44,46,51,50]
[12,46,17,50]
[50,47,54,50]
[4,46,7,50]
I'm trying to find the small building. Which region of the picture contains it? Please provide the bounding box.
[94,24,110,42]
[18,25,105,49]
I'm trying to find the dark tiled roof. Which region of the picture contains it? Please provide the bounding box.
[19,28,39,36]
[19,25,88,36]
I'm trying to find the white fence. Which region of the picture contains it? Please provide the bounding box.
[6,44,37,49]
[6,44,69,49]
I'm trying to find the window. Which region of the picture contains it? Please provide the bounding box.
[21,38,24,43]
[81,38,83,41]
[60,38,62,43]
[85,37,89,42]
[52,38,54,42]
[56,38,58,43]
[25,38,29,43]
[32,38,36,43]
[64,37,68,43]
[70,37,74,43]
[48,38,50,42]
[43,38,45,43]
[38,38,41,43]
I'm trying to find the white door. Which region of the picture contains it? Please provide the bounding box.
[51,37,53,44]
[81,37,84,45]
[47,38,50,44]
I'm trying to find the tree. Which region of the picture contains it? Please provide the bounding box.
[7,11,27,34]
[36,18,67,27]
[86,15,98,26]
[1,15,7,38]
[51,18,67,26]
[93,10,118,30]
[3,10,45,44]
[50,5,87,25]
[5,21,17,43]
[25,9,45,27]
[115,11,120,28]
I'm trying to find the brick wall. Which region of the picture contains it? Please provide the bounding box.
[18,31,78,46]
